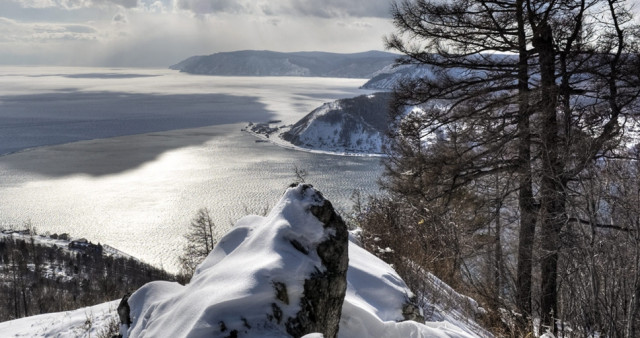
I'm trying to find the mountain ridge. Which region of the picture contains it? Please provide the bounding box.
[170,50,400,78]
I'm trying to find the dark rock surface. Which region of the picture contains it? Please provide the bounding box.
[117,293,131,327]
[285,185,349,338]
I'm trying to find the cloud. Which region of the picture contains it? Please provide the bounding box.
[174,0,244,14]
[0,0,395,67]
[64,24,98,33]
[287,0,391,18]
[172,0,391,18]
[14,0,139,9]
[113,12,127,22]
[0,16,99,42]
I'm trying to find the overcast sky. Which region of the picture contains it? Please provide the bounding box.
[0,0,396,67]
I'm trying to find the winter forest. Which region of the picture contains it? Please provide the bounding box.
[363,0,640,336]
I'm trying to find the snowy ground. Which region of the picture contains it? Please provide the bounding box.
[0,229,138,283]
[123,185,481,338]
[0,300,119,338]
[0,187,488,338]
[0,230,134,260]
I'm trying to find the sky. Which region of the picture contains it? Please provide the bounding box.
[0,0,396,67]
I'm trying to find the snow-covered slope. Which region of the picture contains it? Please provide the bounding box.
[170,50,398,78]
[0,230,134,260]
[0,185,485,337]
[119,185,478,338]
[361,64,435,90]
[280,93,391,154]
[0,300,119,338]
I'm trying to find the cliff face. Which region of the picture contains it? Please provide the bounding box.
[281,93,391,154]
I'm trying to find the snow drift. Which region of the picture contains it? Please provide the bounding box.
[121,184,476,338]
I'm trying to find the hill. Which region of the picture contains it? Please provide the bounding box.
[0,229,174,322]
[280,92,391,154]
[170,50,398,78]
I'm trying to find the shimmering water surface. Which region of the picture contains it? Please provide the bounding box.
[0,67,383,271]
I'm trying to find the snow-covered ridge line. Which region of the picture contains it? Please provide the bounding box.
[0,186,487,337]
[0,229,135,261]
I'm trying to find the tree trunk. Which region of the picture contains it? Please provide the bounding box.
[493,186,503,310]
[515,0,536,327]
[534,20,565,333]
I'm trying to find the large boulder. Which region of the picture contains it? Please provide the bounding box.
[121,184,349,338]
[285,185,349,337]
[118,184,477,338]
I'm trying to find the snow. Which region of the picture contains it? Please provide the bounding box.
[0,300,119,337]
[120,185,477,338]
[0,230,138,283]
[0,230,135,260]
[273,93,389,155]
[0,185,482,338]
[362,64,436,90]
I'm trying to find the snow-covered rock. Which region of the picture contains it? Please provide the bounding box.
[119,184,477,338]
[281,93,391,154]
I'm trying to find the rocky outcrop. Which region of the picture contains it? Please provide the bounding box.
[285,185,349,338]
[120,184,350,338]
[116,184,477,338]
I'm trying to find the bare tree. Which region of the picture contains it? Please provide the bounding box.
[386,0,640,333]
[293,165,308,184]
[179,208,217,279]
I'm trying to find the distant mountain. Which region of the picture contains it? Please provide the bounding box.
[281,92,391,154]
[170,50,399,78]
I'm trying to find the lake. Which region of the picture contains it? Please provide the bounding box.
[0,67,384,272]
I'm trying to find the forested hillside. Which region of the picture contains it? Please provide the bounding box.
[369,0,640,336]
[0,230,174,322]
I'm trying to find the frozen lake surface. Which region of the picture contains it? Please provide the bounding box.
[0,67,383,272]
